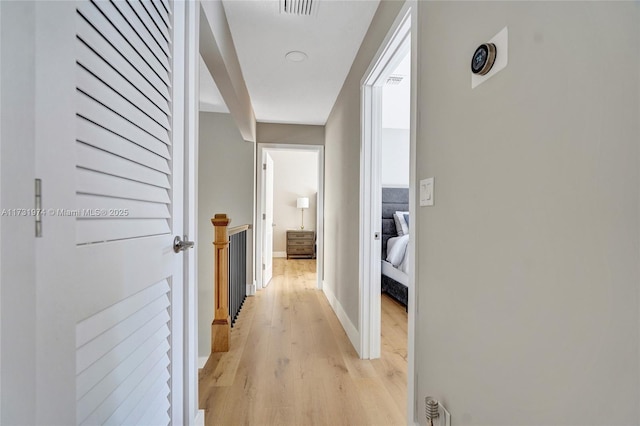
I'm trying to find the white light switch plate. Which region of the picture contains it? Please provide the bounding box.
[420,178,434,207]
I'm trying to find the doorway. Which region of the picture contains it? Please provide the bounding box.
[360,2,417,423]
[360,3,411,359]
[256,144,324,291]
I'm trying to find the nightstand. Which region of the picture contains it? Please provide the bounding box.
[286,230,315,259]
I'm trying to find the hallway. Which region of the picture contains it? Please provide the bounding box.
[199,259,407,425]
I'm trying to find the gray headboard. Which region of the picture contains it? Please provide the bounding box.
[382,187,409,257]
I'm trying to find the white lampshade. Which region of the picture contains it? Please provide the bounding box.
[296,197,309,209]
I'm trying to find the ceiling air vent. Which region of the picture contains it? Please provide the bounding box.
[280,0,319,16]
[386,74,406,86]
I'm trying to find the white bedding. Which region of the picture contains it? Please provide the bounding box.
[383,234,410,287]
[381,260,409,287]
[386,235,409,271]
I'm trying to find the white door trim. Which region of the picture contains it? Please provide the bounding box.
[359,1,418,424]
[359,0,411,359]
[255,143,324,291]
[171,2,187,422]
[263,152,275,286]
[183,0,200,423]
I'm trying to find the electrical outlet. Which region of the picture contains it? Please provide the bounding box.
[425,398,451,426]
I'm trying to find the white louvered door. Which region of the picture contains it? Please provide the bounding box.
[34,1,189,424]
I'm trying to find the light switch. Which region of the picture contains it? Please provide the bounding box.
[420,178,434,207]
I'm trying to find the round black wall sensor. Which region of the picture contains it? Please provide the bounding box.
[471,43,497,75]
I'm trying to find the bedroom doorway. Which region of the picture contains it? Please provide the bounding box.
[359,2,417,422]
[359,3,412,360]
[256,144,325,291]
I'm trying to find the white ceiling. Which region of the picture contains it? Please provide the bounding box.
[221,0,380,125]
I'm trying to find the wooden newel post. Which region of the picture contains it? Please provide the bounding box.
[211,213,231,352]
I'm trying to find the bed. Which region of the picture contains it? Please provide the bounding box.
[381,187,409,308]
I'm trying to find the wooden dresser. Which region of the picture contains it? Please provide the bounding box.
[286,230,315,259]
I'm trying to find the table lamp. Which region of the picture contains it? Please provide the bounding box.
[296,197,309,229]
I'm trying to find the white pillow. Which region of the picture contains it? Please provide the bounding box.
[393,211,409,236]
[386,235,409,267]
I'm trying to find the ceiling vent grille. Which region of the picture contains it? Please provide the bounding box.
[280,0,318,16]
[386,74,406,86]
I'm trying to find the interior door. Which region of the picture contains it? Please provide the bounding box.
[263,152,274,286]
[34,1,188,424]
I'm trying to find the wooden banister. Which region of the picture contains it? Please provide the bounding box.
[228,224,250,236]
[211,213,231,352]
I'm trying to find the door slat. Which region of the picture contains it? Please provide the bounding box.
[85,0,170,87]
[76,168,170,204]
[114,0,170,65]
[77,67,170,143]
[79,345,169,425]
[122,0,170,59]
[77,1,170,91]
[76,218,170,245]
[77,118,170,173]
[107,370,170,426]
[77,26,171,116]
[76,194,170,220]
[76,142,170,190]
[150,0,171,31]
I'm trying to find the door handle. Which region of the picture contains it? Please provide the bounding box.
[173,235,195,253]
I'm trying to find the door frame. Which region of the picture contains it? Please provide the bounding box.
[262,151,275,286]
[255,143,324,291]
[183,0,200,423]
[359,1,418,423]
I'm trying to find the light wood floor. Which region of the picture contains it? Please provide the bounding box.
[199,258,407,426]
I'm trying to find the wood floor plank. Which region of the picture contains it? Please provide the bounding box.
[315,290,379,380]
[209,297,257,387]
[292,368,330,426]
[199,258,408,425]
[203,386,231,426]
[354,377,406,426]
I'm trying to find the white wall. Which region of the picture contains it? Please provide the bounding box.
[326,0,639,423]
[325,0,406,334]
[381,128,409,187]
[382,52,410,130]
[415,2,639,424]
[381,51,410,188]
[198,112,254,359]
[270,150,318,253]
[257,122,325,146]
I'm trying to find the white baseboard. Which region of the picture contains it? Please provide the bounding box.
[322,281,360,355]
[273,251,287,258]
[198,356,208,369]
[195,409,205,425]
[247,280,256,296]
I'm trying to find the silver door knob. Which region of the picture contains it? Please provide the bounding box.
[173,235,195,253]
